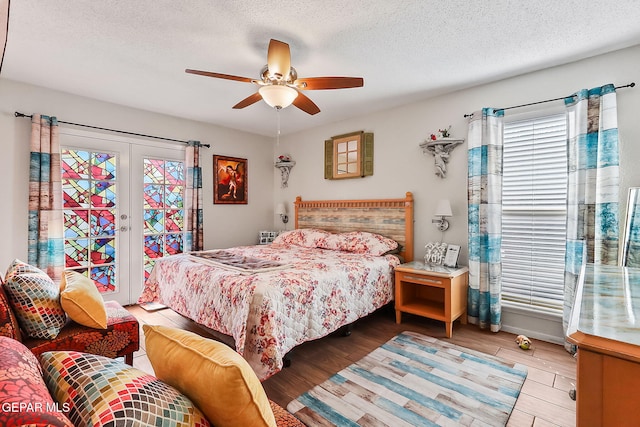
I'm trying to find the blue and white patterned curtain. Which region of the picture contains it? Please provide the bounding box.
[184,140,203,252]
[563,84,620,345]
[467,108,504,332]
[28,114,64,281]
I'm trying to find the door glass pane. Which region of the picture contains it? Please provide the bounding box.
[143,158,185,282]
[62,149,118,293]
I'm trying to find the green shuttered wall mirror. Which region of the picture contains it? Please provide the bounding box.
[324,131,373,179]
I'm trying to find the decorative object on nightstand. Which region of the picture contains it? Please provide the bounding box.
[276,202,288,224]
[443,244,461,268]
[275,154,295,188]
[419,126,464,178]
[394,261,469,338]
[258,230,279,245]
[424,242,448,265]
[432,199,453,231]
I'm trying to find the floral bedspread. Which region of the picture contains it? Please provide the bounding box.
[138,243,400,380]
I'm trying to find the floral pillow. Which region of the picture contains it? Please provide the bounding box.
[0,337,73,427]
[272,228,331,248]
[320,231,398,256]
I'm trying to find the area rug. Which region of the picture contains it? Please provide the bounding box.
[287,331,527,427]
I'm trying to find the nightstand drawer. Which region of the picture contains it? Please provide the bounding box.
[399,273,447,286]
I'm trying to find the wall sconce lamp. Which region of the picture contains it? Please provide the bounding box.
[276,202,289,224]
[432,199,452,231]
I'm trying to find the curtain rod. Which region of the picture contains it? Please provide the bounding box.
[14,112,210,148]
[463,82,636,118]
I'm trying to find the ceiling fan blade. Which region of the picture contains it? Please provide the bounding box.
[296,76,364,90]
[232,92,263,109]
[293,91,321,115]
[185,69,253,83]
[267,39,291,80]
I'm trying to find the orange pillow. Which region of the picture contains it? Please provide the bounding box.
[60,271,107,329]
[143,324,276,427]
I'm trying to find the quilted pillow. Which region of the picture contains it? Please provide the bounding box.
[271,228,331,248]
[60,270,107,329]
[0,337,73,427]
[0,285,21,341]
[320,231,399,256]
[143,324,276,427]
[4,270,67,339]
[40,351,211,427]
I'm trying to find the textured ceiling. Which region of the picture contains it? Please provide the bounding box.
[3,1,640,137]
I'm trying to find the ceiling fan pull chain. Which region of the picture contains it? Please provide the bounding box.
[276,108,281,147]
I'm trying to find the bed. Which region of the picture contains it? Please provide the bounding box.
[138,193,414,380]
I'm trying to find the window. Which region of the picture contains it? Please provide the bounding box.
[61,149,118,293]
[143,158,185,282]
[501,113,567,315]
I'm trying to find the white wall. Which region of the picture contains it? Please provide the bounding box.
[273,44,640,265]
[273,44,640,343]
[0,79,274,269]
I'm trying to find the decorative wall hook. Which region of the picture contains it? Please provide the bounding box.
[419,138,464,178]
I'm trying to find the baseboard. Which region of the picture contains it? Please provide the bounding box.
[501,305,565,345]
[500,324,564,345]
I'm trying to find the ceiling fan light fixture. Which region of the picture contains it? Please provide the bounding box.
[259,85,298,109]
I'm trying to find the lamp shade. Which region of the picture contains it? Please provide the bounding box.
[434,199,452,217]
[275,202,287,216]
[259,85,298,109]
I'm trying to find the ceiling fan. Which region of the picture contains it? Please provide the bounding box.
[185,39,364,115]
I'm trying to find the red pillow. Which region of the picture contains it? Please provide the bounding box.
[0,286,21,341]
[0,336,73,427]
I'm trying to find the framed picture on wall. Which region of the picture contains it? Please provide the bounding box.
[213,155,247,204]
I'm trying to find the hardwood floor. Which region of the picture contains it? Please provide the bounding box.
[126,304,576,427]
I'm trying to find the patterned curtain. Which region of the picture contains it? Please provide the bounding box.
[28,114,64,281]
[184,140,203,252]
[563,84,620,347]
[467,108,504,332]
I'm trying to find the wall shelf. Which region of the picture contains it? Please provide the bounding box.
[419,138,464,178]
[275,161,296,188]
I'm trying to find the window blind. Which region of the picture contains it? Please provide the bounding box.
[502,113,567,315]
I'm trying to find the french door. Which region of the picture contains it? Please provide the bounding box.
[60,128,186,305]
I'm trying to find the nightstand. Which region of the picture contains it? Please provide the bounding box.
[394,261,468,338]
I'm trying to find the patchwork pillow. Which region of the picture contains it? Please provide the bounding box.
[143,324,276,427]
[60,270,107,329]
[4,271,67,339]
[319,231,399,256]
[0,285,22,341]
[4,258,46,282]
[271,228,331,248]
[0,337,73,427]
[39,351,211,427]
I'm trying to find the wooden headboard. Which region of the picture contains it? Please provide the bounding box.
[294,192,414,261]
